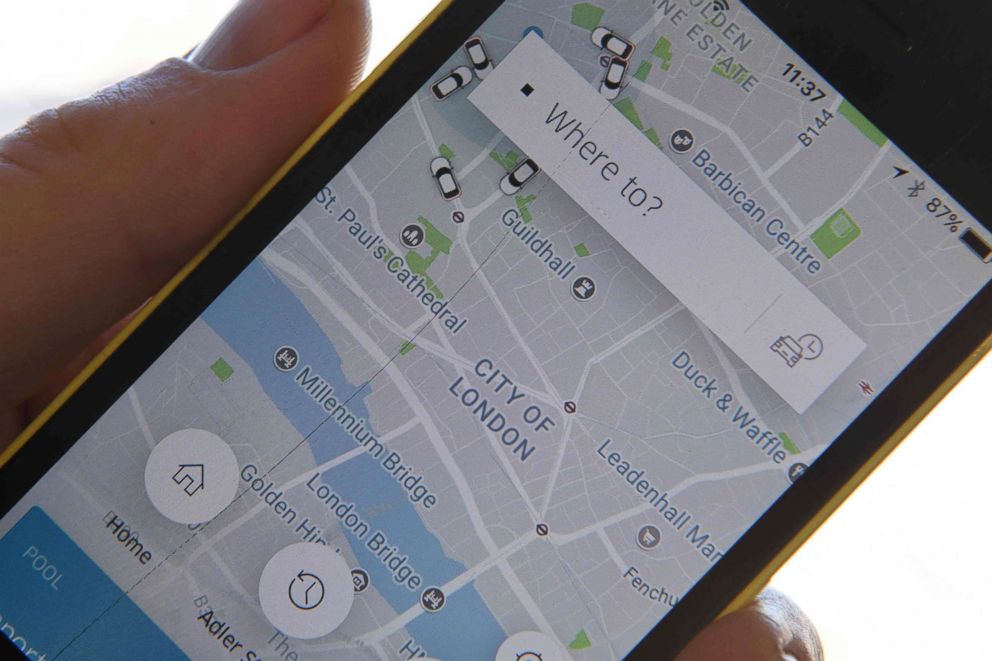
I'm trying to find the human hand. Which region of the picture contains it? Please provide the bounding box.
[1,4,822,659]
[677,589,823,661]
[0,0,370,445]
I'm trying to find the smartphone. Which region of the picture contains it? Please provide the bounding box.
[2,1,990,659]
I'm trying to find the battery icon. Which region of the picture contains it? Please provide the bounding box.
[960,228,992,263]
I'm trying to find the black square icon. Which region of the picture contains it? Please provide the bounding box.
[520,83,534,97]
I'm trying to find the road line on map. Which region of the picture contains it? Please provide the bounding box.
[359,531,538,643]
[597,528,627,574]
[127,387,156,450]
[186,446,368,565]
[263,250,504,559]
[629,78,803,230]
[458,130,504,178]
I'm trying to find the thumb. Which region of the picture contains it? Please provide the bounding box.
[676,590,824,661]
[0,0,370,430]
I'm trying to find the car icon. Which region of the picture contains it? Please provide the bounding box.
[500,158,540,195]
[464,36,494,80]
[430,66,474,100]
[591,26,634,60]
[430,157,461,201]
[600,57,628,100]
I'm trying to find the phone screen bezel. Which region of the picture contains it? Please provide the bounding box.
[0,0,989,658]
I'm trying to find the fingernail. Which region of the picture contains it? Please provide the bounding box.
[191,0,331,71]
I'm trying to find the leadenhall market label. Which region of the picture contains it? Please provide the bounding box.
[596,438,725,564]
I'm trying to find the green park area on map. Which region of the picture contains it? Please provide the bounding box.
[210,358,234,382]
[571,3,605,30]
[812,208,862,259]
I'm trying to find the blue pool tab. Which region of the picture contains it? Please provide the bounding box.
[0,506,186,660]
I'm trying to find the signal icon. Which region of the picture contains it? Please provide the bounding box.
[712,0,730,12]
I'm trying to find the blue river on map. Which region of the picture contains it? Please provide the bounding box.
[202,260,505,658]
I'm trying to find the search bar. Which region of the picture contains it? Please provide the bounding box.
[468,34,865,413]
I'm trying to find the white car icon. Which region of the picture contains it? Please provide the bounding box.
[600,57,628,100]
[464,36,494,79]
[430,157,461,201]
[430,66,474,100]
[591,26,634,60]
[500,158,540,195]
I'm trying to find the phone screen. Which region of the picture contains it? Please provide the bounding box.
[1,2,990,660]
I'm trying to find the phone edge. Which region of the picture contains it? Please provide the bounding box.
[2,0,990,650]
[718,333,992,618]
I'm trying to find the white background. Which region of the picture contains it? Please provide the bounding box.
[0,1,989,658]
